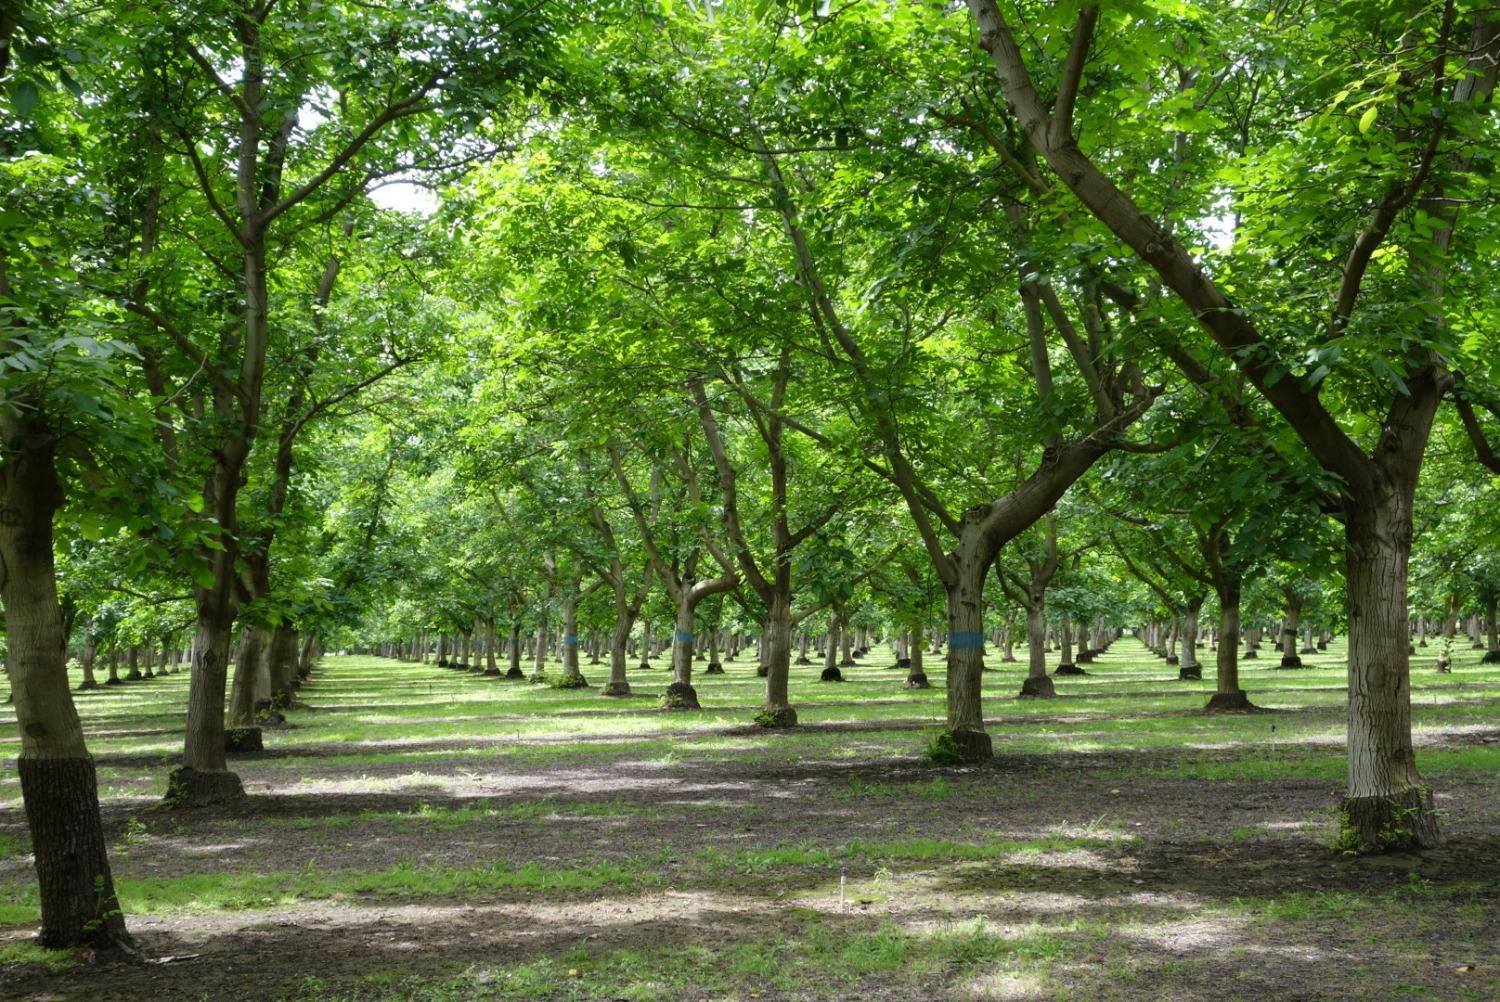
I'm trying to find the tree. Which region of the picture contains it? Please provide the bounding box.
[964,0,1500,849]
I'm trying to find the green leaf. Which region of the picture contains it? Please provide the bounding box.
[1358,106,1378,134]
[10,80,39,117]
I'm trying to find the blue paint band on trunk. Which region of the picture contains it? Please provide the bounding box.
[674,631,694,642]
[948,631,984,649]
[563,635,578,644]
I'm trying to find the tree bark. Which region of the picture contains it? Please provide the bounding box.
[1340,499,1441,848]
[0,416,131,949]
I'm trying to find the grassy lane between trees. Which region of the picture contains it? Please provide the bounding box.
[2,640,1499,1001]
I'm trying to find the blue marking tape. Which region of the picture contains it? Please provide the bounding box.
[948,631,984,650]
[562,635,578,645]
[674,631,695,642]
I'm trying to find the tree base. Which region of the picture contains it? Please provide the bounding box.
[164,767,245,808]
[1339,787,1442,852]
[17,756,134,951]
[1001,654,1018,663]
[1018,675,1055,698]
[483,668,501,676]
[905,672,930,689]
[838,658,857,668]
[949,727,993,762]
[77,680,99,691]
[1178,664,1203,680]
[224,727,263,754]
[1482,651,1500,664]
[552,673,589,689]
[1242,650,1258,659]
[820,666,844,682]
[505,666,525,679]
[1077,651,1094,663]
[1317,642,1328,651]
[703,662,725,675]
[1300,646,1318,654]
[895,657,912,669]
[638,661,651,671]
[1279,655,1303,668]
[599,681,632,697]
[793,656,812,665]
[104,678,125,686]
[661,682,700,710]
[1054,664,1088,676]
[1165,655,1179,665]
[1204,690,1258,712]
[755,664,770,678]
[753,705,798,728]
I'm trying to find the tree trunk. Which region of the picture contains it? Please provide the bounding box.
[225,630,264,747]
[943,548,991,761]
[0,419,131,949]
[1206,577,1252,711]
[1281,594,1303,667]
[1020,601,1054,697]
[558,585,586,687]
[266,625,298,704]
[1340,500,1441,849]
[665,596,700,709]
[1484,595,1500,663]
[1179,599,1203,680]
[906,628,927,688]
[758,591,796,726]
[78,630,98,691]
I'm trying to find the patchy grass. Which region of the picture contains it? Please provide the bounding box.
[0,641,1497,1001]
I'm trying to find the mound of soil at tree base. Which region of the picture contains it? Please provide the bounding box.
[820,667,844,682]
[703,663,725,675]
[1178,665,1203,680]
[1280,655,1303,668]
[1483,651,1500,664]
[661,681,700,710]
[1019,675,1055,698]
[1054,665,1088,676]
[894,657,912,669]
[1165,655,1179,665]
[904,672,930,689]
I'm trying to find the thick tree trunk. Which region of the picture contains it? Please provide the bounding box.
[943,551,991,761]
[1484,595,1500,663]
[225,627,265,753]
[558,587,586,687]
[78,631,99,691]
[1206,578,1253,711]
[664,597,700,709]
[1281,594,1303,668]
[905,629,928,688]
[1340,501,1441,850]
[1179,600,1203,680]
[0,419,131,949]
[266,625,298,703]
[758,591,796,726]
[1020,602,1054,697]
[820,610,845,682]
[484,619,499,675]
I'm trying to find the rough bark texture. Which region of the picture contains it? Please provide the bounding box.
[944,550,992,761]
[1020,604,1055,698]
[1341,501,1441,849]
[0,417,132,949]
